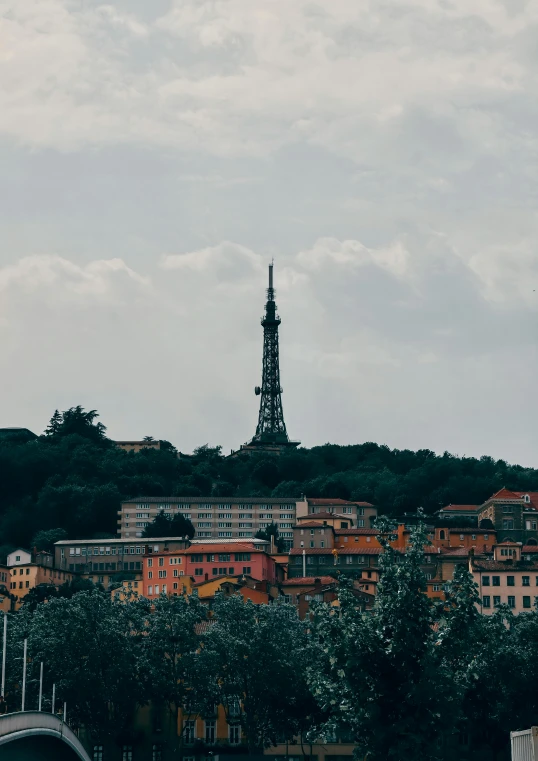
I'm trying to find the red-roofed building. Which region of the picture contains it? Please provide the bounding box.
[296,497,377,528]
[470,541,538,615]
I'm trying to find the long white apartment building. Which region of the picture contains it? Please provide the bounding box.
[118,497,377,549]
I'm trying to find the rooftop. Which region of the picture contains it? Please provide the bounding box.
[335,528,379,535]
[122,496,297,505]
[184,543,267,555]
[306,498,374,507]
[280,576,338,586]
[290,547,383,555]
[439,504,479,513]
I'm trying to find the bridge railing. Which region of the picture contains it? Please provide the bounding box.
[0,711,91,761]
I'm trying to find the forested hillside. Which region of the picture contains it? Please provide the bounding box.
[1,406,537,559]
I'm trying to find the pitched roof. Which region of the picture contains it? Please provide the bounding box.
[335,528,379,535]
[447,527,495,534]
[495,540,522,546]
[300,511,348,520]
[472,560,538,571]
[522,545,538,553]
[515,492,538,510]
[487,488,522,502]
[123,497,296,504]
[439,504,479,512]
[281,576,338,586]
[295,521,336,528]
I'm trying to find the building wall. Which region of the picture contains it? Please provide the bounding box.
[472,567,538,614]
[115,440,161,452]
[296,498,378,528]
[7,549,32,566]
[118,498,297,547]
[9,564,73,599]
[184,549,277,584]
[54,538,188,588]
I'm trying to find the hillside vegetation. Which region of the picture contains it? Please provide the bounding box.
[1,406,537,558]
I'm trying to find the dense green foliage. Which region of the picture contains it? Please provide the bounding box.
[3,529,537,760]
[2,405,538,560]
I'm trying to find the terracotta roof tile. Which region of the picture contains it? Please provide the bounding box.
[439,504,479,512]
[472,560,538,571]
[281,576,338,586]
[522,545,538,553]
[295,521,336,528]
[301,511,348,520]
[487,488,522,501]
[335,528,379,535]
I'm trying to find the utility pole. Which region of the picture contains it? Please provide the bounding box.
[21,639,27,711]
[38,662,43,711]
[1,613,6,698]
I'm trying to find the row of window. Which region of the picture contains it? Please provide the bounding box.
[188,553,252,563]
[483,595,533,609]
[193,566,252,577]
[68,546,145,556]
[131,503,295,511]
[482,575,538,587]
[293,555,370,565]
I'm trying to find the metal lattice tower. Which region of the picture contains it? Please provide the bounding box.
[248,263,299,450]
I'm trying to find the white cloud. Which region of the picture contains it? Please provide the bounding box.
[297,237,410,278]
[0,255,149,303]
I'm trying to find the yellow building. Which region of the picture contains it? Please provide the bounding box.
[8,552,73,607]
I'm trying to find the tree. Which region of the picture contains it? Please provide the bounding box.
[31,527,68,552]
[43,406,109,445]
[198,594,316,752]
[255,522,285,552]
[142,511,195,539]
[22,591,147,743]
[308,517,460,761]
[141,593,207,753]
[142,436,156,443]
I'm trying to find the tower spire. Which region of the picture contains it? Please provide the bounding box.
[244,262,299,453]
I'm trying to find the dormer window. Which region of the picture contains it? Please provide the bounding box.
[524,495,531,503]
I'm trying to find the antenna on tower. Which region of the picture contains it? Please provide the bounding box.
[268,260,274,289]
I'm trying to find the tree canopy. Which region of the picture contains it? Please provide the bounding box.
[1,405,538,559]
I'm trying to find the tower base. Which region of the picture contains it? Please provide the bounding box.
[228,438,300,458]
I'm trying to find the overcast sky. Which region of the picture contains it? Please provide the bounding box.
[2,0,538,465]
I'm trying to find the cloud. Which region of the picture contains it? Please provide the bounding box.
[297,237,410,278]
[0,255,150,305]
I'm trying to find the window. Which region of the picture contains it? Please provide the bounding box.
[507,576,515,586]
[155,584,160,594]
[184,720,196,744]
[472,534,476,540]
[345,556,353,564]
[122,746,133,761]
[195,568,203,576]
[218,513,233,519]
[191,554,203,563]
[25,580,29,588]
[484,534,489,540]
[482,576,490,586]
[235,553,251,561]
[501,548,515,557]
[158,557,164,567]
[503,505,514,513]
[310,541,315,548]
[318,556,326,564]
[523,596,532,609]
[218,532,233,537]
[239,523,252,528]
[240,513,253,519]
[459,534,464,541]
[483,595,491,608]
[433,585,442,592]
[492,576,500,586]
[152,744,162,761]
[508,596,516,609]
[343,507,353,514]
[218,554,231,562]
[158,570,167,578]
[205,720,216,744]
[229,725,241,745]
[439,530,446,540]
[503,519,514,529]
[493,595,501,607]
[93,746,104,761]
[198,522,213,528]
